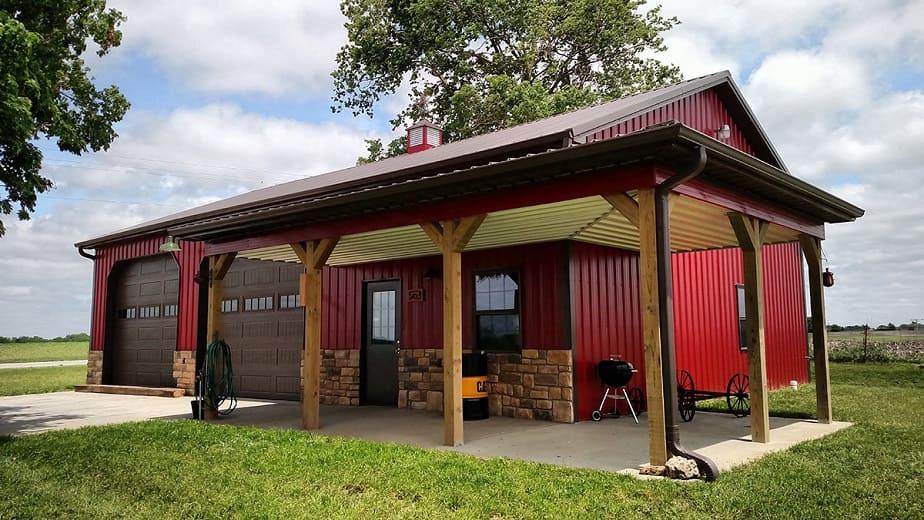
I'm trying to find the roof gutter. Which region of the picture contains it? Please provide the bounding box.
[77,246,97,260]
[655,145,720,481]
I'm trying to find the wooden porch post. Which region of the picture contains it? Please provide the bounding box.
[206,253,236,344]
[728,213,770,443]
[291,238,339,431]
[799,235,832,423]
[421,215,485,447]
[634,189,669,465]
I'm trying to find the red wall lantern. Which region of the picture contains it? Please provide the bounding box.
[822,268,835,287]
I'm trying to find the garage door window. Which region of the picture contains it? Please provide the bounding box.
[139,305,160,319]
[244,296,274,311]
[118,307,136,319]
[164,304,178,317]
[221,299,238,313]
[279,294,301,309]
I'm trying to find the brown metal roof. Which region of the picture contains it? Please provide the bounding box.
[77,71,781,248]
[159,123,862,243]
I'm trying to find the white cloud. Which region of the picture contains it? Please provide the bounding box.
[0,104,378,337]
[109,1,347,95]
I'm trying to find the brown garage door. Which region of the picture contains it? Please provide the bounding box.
[221,258,304,400]
[110,254,179,387]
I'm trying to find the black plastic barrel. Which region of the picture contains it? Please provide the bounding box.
[462,352,489,420]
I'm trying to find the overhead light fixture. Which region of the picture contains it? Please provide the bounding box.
[159,235,181,252]
[716,124,731,140]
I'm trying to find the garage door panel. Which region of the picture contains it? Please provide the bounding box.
[137,326,163,341]
[165,279,179,295]
[119,283,138,299]
[278,319,303,337]
[242,321,275,338]
[224,271,242,288]
[279,348,301,364]
[140,281,162,296]
[276,376,300,394]
[163,326,177,340]
[244,267,274,286]
[140,258,165,275]
[241,347,277,367]
[279,265,302,282]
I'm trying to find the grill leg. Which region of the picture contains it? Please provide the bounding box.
[622,387,639,424]
[597,388,611,413]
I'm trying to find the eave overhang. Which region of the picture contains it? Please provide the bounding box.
[75,122,864,250]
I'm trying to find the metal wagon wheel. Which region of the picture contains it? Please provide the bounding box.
[679,393,696,422]
[628,387,645,414]
[725,373,750,417]
[677,370,695,422]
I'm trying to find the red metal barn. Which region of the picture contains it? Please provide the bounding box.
[76,71,862,470]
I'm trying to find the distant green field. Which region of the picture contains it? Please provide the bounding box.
[0,342,89,363]
[0,365,86,396]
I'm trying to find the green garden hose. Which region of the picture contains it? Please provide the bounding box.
[203,339,237,415]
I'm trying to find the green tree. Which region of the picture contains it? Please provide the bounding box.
[0,1,129,236]
[332,0,680,163]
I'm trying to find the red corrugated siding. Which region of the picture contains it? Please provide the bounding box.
[89,235,204,352]
[571,242,644,421]
[586,90,754,156]
[571,241,808,421]
[672,242,809,393]
[321,242,567,350]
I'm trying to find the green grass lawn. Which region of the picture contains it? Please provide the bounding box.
[0,341,89,363]
[0,363,921,519]
[0,365,87,396]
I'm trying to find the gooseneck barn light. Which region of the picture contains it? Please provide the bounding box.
[159,235,182,252]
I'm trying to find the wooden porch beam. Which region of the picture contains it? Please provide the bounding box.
[728,213,770,443]
[290,238,340,431]
[206,253,236,344]
[420,215,485,447]
[637,189,668,466]
[798,234,832,423]
[603,192,640,229]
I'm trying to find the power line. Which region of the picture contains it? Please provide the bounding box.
[42,195,187,208]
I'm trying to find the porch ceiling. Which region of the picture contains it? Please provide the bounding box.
[237,193,802,266]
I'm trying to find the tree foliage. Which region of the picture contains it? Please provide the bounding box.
[332,0,680,162]
[0,1,129,236]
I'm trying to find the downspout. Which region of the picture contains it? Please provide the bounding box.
[655,145,720,481]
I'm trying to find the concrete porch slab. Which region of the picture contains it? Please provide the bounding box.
[0,392,851,475]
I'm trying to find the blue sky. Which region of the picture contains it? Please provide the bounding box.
[1,0,923,336]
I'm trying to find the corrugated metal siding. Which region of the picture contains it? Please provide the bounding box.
[571,241,808,421]
[321,242,567,350]
[89,235,205,352]
[571,242,644,421]
[586,89,755,157]
[672,242,809,393]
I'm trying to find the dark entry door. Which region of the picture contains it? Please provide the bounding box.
[363,280,400,405]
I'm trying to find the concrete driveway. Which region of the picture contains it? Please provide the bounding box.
[0,391,851,475]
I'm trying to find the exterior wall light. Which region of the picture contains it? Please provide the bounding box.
[822,268,835,287]
[716,124,731,140]
[159,235,182,252]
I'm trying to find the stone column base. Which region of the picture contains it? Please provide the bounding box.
[173,351,196,395]
[86,350,103,385]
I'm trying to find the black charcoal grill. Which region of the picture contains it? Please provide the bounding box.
[592,359,643,423]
